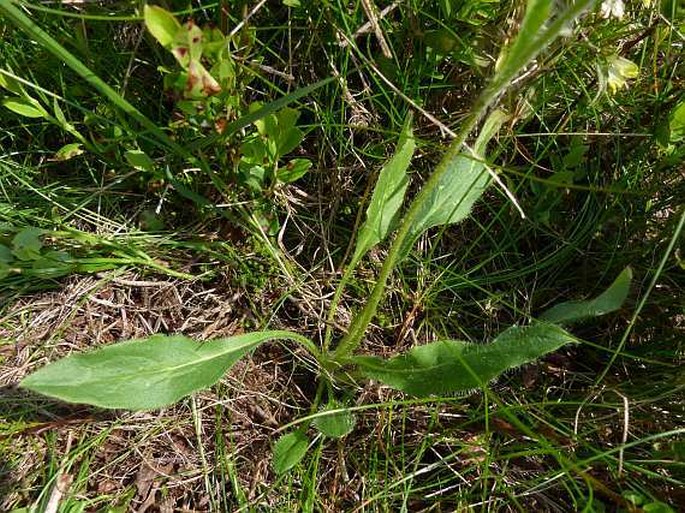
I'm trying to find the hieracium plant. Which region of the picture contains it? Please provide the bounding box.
[17,0,634,473]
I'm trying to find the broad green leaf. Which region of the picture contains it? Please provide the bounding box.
[278,158,311,183]
[3,98,46,118]
[352,115,415,264]
[540,267,632,324]
[354,323,577,396]
[20,330,301,410]
[273,430,309,474]
[668,101,685,143]
[12,228,43,261]
[124,150,155,171]
[0,72,24,95]
[407,110,506,242]
[54,143,84,161]
[144,5,181,48]
[312,404,356,439]
[409,153,488,236]
[0,244,13,263]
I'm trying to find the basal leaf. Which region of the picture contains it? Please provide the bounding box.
[21,330,302,410]
[273,430,309,474]
[3,98,47,118]
[540,267,632,324]
[312,404,356,439]
[668,101,685,143]
[278,158,311,183]
[354,323,577,396]
[144,5,181,48]
[352,114,415,264]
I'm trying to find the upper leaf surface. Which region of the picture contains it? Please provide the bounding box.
[540,267,633,324]
[354,323,577,396]
[144,5,181,48]
[21,330,300,410]
[352,115,415,264]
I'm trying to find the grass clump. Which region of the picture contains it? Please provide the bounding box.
[1,1,684,511]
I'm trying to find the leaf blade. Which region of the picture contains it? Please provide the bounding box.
[353,114,415,263]
[20,330,302,410]
[540,267,633,324]
[354,323,577,396]
[273,431,309,475]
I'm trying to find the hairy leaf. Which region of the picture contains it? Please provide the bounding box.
[312,404,356,439]
[540,267,632,324]
[354,323,577,396]
[21,330,302,410]
[353,114,415,264]
[407,110,506,244]
[144,5,181,48]
[273,430,309,474]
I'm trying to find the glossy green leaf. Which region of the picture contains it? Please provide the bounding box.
[21,330,302,410]
[540,267,633,324]
[352,115,415,264]
[312,404,356,439]
[124,150,155,171]
[354,323,577,396]
[144,5,181,48]
[0,72,24,95]
[3,98,46,118]
[273,430,309,474]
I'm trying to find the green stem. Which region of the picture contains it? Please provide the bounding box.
[332,0,594,360]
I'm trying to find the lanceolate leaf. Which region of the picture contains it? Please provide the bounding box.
[3,98,47,118]
[540,267,633,324]
[312,404,356,439]
[21,330,304,410]
[352,114,415,264]
[143,5,181,48]
[406,110,506,244]
[273,430,309,474]
[354,323,577,396]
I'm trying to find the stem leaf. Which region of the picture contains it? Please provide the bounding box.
[354,323,577,396]
[21,330,303,410]
[352,114,415,264]
[540,267,633,324]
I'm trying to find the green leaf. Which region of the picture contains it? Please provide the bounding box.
[12,228,44,261]
[124,150,155,171]
[283,0,301,7]
[54,143,84,161]
[144,5,181,48]
[407,110,506,243]
[0,244,13,263]
[668,101,685,143]
[643,503,675,513]
[20,330,302,410]
[352,114,415,264]
[312,405,356,439]
[409,153,488,236]
[0,72,24,95]
[273,430,309,474]
[354,323,577,396]
[278,158,311,183]
[540,267,632,324]
[3,98,46,118]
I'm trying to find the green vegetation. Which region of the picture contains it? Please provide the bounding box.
[1,0,683,511]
